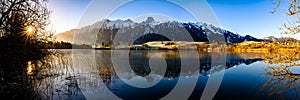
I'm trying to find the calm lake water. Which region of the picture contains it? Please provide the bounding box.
[30,50,300,100]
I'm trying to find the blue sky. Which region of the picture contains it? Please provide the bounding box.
[48,0,91,33]
[48,0,293,39]
[207,0,292,38]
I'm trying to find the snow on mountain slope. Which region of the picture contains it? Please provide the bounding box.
[56,17,262,45]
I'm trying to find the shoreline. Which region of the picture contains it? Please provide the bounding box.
[50,47,300,54]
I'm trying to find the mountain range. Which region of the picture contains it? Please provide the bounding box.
[263,36,299,42]
[55,17,281,45]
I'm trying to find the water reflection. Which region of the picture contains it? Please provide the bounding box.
[96,51,264,84]
[25,50,300,99]
[98,50,182,99]
[27,50,86,100]
[27,61,34,75]
[259,54,300,99]
[94,50,264,99]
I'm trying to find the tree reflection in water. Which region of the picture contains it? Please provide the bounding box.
[25,50,300,99]
[259,54,300,99]
[28,50,85,100]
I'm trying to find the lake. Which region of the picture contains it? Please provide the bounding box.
[29,50,300,100]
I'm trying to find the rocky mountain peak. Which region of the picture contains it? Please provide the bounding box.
[145,17,155,23]
[56,17,263,45]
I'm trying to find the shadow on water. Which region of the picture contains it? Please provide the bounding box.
[0,33,49,99]
[0,48,85,99]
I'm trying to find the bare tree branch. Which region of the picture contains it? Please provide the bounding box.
[0,0,52,41]
[271,0,300,35]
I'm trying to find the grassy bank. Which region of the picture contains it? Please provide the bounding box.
[224,41,300,54]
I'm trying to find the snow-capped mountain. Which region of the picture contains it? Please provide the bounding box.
[56,17,262,45]
[91,19,137,29]
[264,36,299,42]
[181,22,261,44]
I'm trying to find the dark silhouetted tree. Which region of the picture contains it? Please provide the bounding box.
[0,0,51,41]
[0,0,52,99]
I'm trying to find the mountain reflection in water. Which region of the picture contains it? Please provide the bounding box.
[27,50,300,100]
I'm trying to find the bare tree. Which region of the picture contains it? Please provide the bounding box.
[0,0,51,41]
[271,0,300,35]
